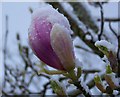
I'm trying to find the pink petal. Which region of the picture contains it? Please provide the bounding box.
[29,19,65,70]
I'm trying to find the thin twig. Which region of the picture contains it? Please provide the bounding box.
[117,36,120,77]
[3,15,8,64]
[82,69,100,74]
[109,22,118,38]
[3,15,9,88]
[98,3,104,40]
[40,82,50,97]
[75,45,94,54]
[97,18,120,22]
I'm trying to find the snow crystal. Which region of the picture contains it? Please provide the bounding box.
[95,40,117,53]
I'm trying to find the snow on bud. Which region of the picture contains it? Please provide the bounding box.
[95,40,116,56]
[95,40,118,72]
[28,4,75,71]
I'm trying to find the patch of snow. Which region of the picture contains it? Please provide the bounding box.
[113,90,119,95]
[75,58,83,68]
[85,34,92,40]
[90,86,101,95]
[73,37,93,52]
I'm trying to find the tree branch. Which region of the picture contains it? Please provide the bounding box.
[98,18,120,22]
[109,21,118,38]
[98,3,104,40]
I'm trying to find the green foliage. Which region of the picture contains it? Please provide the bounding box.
[94,75,101,83]
[106,65,112,74]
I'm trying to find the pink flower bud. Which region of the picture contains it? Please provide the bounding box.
[28,4,75,71]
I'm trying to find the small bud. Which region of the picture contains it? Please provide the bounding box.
[95,40,116,57]
[94,75,101,83]
[105,73,117,89]
[94,75,106,93]
[106,65,112,74]
[50,79,67,96]
[95,40,117,72]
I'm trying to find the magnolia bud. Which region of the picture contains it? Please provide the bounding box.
[28,4,75,71]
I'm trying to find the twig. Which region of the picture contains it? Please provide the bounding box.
[109,22,118,38]
[82,69,100,74]
[98,18,120,22]
[29,7,33,14]
[3,15,8,64]
[40,82,50,97]
[68,89,81,96]
[17,35,50,79]
[69,2,99,33]
[117,36,120,61]
[98,3,104,40]
[117,36,120,77]
[73,81,91,97]
[75,45,94,54]
[3,15,9,88]
[27,73,36,86]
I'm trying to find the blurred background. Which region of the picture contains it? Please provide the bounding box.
[1,1,119,96]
